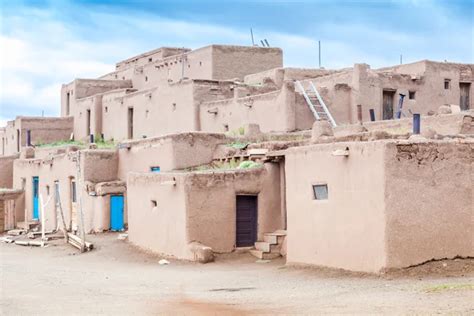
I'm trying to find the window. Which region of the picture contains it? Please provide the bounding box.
[148,57,153,62]
[46,185,50,196]
[150,166,160,172]
[312,184,328,200]
[151,200,157,208]
[444,79,451,90]
[409,91,416,100]
[105,106,108,113]
[145,76,148,82]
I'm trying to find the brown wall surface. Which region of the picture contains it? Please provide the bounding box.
[384,140,474,268]
[1,117,73,156]
[13,149,119,232]
[185,164,283,253]
[0,154,19,188]
[285,142,387,272]
[117,133,227,180]
[127,172,191,259]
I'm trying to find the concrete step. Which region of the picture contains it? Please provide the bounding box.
[249,249,281,260]
[254,241,282,252]
[263,234,278,244]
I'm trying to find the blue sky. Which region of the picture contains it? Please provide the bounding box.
[0,0,473,124]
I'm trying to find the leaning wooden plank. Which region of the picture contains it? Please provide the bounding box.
[14,240,44,247]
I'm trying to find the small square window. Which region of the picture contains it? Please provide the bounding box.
[148,57,153,62]
[150,166,160,172]
[409,91,416,99]
[312,184,328,200]
[444,79,451,90]
[151,200,157,208]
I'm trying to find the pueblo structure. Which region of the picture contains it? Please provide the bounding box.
[0,44,473,272]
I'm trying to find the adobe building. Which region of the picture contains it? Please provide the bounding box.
[0,116,73,156]
[1,44,473,273]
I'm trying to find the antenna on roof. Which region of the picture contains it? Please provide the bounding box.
[318,40,322,68]
[264,39,270,47]
[250,28,255,46]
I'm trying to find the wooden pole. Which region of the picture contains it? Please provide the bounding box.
[56,186,69,242]
[76,151,86,253]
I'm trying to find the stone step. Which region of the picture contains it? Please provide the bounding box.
[17,221,40,230]
[254,241,282,253]
[249,249,281,260]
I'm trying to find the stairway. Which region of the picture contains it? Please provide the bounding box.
[249,230,287,260]
[295,80,337,127]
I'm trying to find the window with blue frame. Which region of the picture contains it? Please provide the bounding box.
[150,166,160,173]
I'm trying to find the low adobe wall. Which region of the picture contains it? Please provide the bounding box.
[199,81,296,133]
[117,132,227,180]
[335,111,474,136]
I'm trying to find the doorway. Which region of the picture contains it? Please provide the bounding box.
[382,90,395,120]
[86,109,91,137]
[110,195,124,231]
[127,107,134,139]
[70,178,77,231]
[236,195,258,247]
[16,129,20,152]
[460,83,471,111]
[32,176,39,220]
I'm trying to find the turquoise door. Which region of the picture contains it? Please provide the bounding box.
[110,195,124,231]
[32,177,39,220]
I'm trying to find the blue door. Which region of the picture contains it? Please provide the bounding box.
[110,195,124,231]
[32,177,39,220]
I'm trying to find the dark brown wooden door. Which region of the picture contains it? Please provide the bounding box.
[460,83,471,111]
[382,90,395,120]
[236,195,258,247]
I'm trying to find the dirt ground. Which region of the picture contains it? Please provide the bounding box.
[1,233,473,315]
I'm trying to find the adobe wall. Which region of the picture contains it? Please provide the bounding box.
[12,149,119,232]
[340,111,474,136]
[0,154,19,188]
[285,141,387,272]
[0,117,73,156]
[306,61,473,125]
[127,172,191,259]
[199,81,298,133]
[244,67,338,87]
[61,79,132,118]
[185,164,283,253]
[383,140,474,269]
[212,45,282,80]
[117,132,227,180]
[115,47,190,70]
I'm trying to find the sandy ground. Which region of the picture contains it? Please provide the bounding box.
[1,232,473,315]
